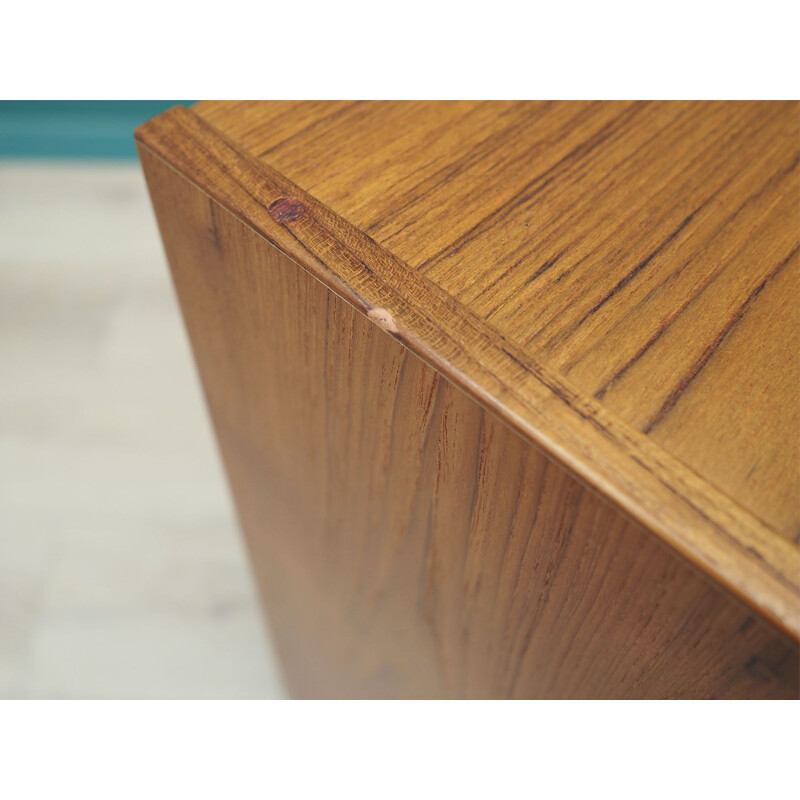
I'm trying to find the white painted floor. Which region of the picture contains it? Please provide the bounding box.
[0,162,286,698]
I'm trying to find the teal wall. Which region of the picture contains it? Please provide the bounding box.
[0,101,195,160]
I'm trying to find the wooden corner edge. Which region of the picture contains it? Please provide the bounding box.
[135,104,800,642]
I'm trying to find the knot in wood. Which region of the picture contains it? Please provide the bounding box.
[268,197,306,224]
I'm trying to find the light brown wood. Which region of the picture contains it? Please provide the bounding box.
[138,140,798,698]
[136,101,800,697]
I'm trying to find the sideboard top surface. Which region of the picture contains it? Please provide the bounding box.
[137,101,800,638]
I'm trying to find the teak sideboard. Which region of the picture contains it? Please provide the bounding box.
[137,101,800,699]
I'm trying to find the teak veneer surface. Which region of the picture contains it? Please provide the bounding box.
[137,140,798,697]
[194,100,799,545]
[138,102,800,643]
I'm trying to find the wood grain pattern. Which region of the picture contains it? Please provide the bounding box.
[138,143,799,698]
[136,104,800,641]
[194,100,800,545]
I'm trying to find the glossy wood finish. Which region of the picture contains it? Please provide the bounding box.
[136,102,800,697]
[138,145,798,697]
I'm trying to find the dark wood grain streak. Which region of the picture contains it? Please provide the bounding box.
[138,141,799,697]
[644,245,798,434]
[414,103,649,267]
